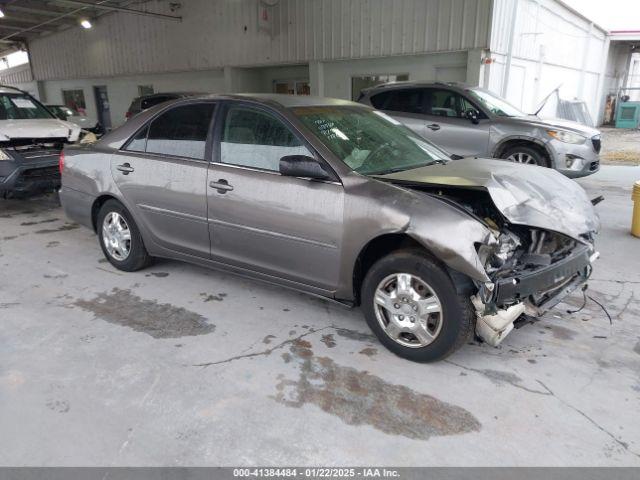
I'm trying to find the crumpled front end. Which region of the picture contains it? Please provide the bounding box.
[379,160,600,347]
[473,226,598,346]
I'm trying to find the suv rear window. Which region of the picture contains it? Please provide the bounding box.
[370,89,425,114]
[140,95,175,110]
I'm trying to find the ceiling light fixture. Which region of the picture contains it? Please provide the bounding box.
[80,19,92,29]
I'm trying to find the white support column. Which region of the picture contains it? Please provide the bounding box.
[466,48,485,87]
[309,61,324,97]
[501,0,519,98]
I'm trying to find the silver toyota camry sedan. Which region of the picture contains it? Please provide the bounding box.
[60,94,600,362]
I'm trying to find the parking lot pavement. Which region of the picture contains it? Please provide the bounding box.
[1,165,639,467]
[600,127,640,166]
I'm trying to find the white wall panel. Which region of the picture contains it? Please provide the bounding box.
[28,0,492,81]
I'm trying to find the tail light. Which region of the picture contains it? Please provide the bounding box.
[59,150,65,174]
[125,111,131,120]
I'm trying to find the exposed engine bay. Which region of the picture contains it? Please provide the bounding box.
[404,183,597,346]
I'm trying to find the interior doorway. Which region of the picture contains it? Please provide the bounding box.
[93,85,112,131]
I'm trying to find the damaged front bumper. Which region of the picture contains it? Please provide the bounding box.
[473,244,597,346]
[0,150,61,196]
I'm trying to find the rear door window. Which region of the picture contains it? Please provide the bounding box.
[126,103,215,159]
[371,89,425,114]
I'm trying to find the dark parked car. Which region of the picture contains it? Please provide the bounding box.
[0,86,80,198]
[358,82,601,178]
[125,92,202,121]
[60,94,599,362]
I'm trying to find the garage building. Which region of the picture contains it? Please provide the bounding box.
[0,0,612,128]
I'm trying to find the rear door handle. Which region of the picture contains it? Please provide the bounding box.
[427,123,441,131]
[116,163,134,174]
[209,179,234,194]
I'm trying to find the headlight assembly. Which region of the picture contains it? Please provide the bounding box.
[0,149,13,161]
[546,129,586,144]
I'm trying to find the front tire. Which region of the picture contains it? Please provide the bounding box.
[361,250,473,362]
[97,199,151,272]
[500,145,549,167]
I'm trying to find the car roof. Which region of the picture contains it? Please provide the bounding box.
[0,85,30,95]
[139,91,204,100]
[362,81,471,95]
[188,93,363,108]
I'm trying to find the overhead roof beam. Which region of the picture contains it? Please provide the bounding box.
[4,5,75,18]
[0,0,113,42]
[51,0,182,22]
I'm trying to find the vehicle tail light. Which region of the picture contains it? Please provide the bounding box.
[59,150,65,174]
[125,111,131,120]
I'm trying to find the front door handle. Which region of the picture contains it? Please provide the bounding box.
[116,163,135,174]
[209,179,234,194]
[427,123,441,131]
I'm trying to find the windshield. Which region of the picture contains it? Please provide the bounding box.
[292,106,449,175]
[467,88,525,117]
[0,93,55,120]
[50,106,77,118]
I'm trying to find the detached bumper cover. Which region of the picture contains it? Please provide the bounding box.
[493,244,592,307]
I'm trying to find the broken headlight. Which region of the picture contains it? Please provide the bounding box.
[478,230,521,275]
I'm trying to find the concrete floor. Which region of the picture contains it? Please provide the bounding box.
[600,127,640,166]
[1,166,639,467]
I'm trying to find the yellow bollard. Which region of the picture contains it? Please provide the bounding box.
[633,181,640,238]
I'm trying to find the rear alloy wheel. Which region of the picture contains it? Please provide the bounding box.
[501,145,548,167]
[97,199,151,272]
[361,250,473,362]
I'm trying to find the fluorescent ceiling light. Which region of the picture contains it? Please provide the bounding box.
[80,19,92,29]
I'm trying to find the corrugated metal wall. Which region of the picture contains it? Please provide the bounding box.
[490,0,607,73]
[0,63,33,85]
[29,0,492,81]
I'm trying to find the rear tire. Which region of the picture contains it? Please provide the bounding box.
[96,199,152,272]
[361,249,474,362]
[500,145,549,167]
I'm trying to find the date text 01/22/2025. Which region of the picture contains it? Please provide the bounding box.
[232,468,400,478]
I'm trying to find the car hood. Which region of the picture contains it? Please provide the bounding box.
[0,118,81,142]
[508,115,600,137]
[377,158,600,241]
[66,115,97,129]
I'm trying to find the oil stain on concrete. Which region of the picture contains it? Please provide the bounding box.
[35,223,79,234]
[274,339,481,440]
[320,334,336,348]
[334,327,377,343]
[200,292,227,302]
[73,288,215,338]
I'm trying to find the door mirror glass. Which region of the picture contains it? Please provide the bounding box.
[465,108,479,124]
[279,155,331,180]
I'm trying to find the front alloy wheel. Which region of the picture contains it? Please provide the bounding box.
[373,273,443,348]
[361,249,474,362]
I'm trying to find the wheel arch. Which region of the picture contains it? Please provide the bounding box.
[492,136,553,166]
[91,194,120,232]
[351,233,474,306]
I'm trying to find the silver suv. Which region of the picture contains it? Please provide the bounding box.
[358,82,601,178]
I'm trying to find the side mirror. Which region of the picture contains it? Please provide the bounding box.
[279,155,332,181]
[465,108,479,124]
